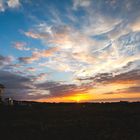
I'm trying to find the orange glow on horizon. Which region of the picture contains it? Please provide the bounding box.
[37,93,94,103]
[36,81,140,103]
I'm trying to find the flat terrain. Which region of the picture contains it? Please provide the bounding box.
[0,102,140,140]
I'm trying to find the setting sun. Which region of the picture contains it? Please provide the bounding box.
[68,93,92,102]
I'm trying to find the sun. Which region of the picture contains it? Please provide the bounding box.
[70,93,92,103]
[76,97,80,103]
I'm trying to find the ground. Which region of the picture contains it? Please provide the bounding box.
[0,102,140,140]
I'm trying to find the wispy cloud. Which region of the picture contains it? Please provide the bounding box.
[73,0,91,10]
[7,0,20,8]
[23,18,140,80]
[13,42,30,51]
[0,0,20,12]
[19,47,59,63]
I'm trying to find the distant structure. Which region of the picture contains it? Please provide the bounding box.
[0,84,5,103]
[4,98,14,106]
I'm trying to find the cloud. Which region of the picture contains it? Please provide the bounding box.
[0,0,20,12]
[131,18,140,32]
[19,55,39,64]
[81,13,122,36]
[19,47,59,63]
[73,0,91,10]
[31,73,48,83]
[0,0,5,12]
[13,42,30,51]
[74,68,140,95]
[24,31,49,39]
[26,67,36,72]
[1,72,32,89]
[0,70,81,100]
[0,55,14,67]
[36,81,78,98]
[7,0,20,8]
[77,69,140,84]
[108,70,140,84]
[120,86,140,94]
[0,70,51,100]
[24,23,109,72]
[20,0,140,87]
[103,85,140,95]
[23,9,140,80]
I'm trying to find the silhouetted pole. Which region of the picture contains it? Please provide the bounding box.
[0,84,5,103]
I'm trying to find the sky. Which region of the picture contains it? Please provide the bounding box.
[0,0,140,102]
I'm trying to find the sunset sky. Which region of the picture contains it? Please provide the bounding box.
[0,0,140,102]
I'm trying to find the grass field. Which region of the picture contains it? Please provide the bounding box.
[0,102,140,140]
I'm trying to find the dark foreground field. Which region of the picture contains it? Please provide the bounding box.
[0,102,140,140]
